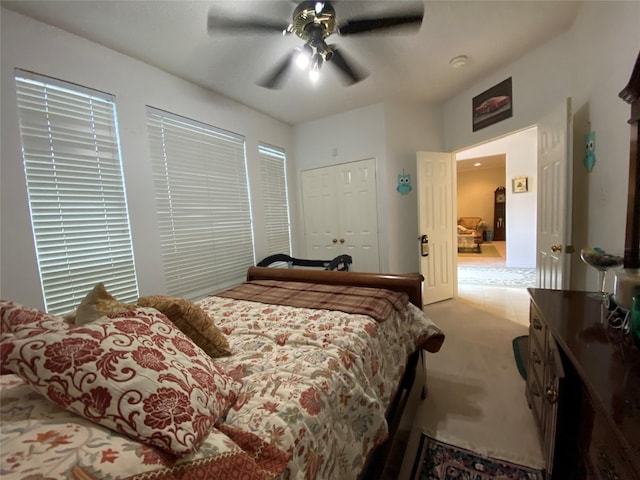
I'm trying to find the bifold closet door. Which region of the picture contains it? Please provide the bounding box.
[301,159,380,272]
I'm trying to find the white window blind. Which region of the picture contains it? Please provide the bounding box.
[259,143,291,256]
[146,107,254,299]
[14,69,138,314]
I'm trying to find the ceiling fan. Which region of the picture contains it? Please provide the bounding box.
[207,1,424,89]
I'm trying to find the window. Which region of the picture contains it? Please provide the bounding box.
[14,69,138,314]
[259,143,291,256]
[146,107,254,299]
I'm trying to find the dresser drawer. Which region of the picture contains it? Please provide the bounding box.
[529,303,546,354]
[528,334,545,390]
[527,365,545,435]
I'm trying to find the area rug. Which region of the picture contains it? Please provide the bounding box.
[512,336,529,381]
[411,434,545,480]
[457,266,536,288]
[458,244,501,257]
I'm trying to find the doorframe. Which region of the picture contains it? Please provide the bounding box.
[451,126,539,288]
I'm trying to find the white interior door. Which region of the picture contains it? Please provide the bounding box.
[334,159,380,272]
[301,159,380,272]
[537,98,573,289]
[301,168,339,259]
[417,151,455,305]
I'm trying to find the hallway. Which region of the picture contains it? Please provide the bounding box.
[456,241,532,327]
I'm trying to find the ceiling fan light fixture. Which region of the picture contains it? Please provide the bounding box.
[295,44,313,69]
[310,53,323,82]
[207,0,425,89]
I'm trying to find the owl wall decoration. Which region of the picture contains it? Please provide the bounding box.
[584,130,596,172]
[397,172,412,195]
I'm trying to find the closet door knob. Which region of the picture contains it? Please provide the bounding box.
[340,238,345,244]
[332,238,338,244]
[551,244,562,253]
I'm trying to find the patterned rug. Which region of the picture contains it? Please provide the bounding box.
[457,266,536,288]
[411,434,545,480]
[458,244,501,257]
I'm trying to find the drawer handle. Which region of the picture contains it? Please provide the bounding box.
[532,351,541,365]
[532,318,543,330]
[545,384,558,404]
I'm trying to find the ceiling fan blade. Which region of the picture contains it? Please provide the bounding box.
[207,13,289,34]
[338,12,423,36]
[258,50,297,89]
[329,48,367,85]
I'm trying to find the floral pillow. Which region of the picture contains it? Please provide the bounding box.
[2,307,241,456]
[137,295,232,358]
[0,299,70,338]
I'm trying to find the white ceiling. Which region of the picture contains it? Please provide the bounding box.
[457,154,505,172]
[2,0,581,125]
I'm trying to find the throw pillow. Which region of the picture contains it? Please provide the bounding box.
[1,299,70,338]
[137,295,231,358]
[2,307,241,456]
[72,283,136,325]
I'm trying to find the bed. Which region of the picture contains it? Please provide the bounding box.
[0,267,444,480]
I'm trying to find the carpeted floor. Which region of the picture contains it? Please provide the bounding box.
[411,434,544,480]
[384,299,543,480]
[458,266,536,288]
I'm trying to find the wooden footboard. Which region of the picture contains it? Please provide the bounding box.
[246,266,424,479]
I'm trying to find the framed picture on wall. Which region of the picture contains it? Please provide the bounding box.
[512,176,528,193]
[472,77,513,132]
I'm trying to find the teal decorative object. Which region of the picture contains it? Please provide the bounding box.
[584,130,596,172]
[396,172,412,195]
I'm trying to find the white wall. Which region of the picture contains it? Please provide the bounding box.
[384,101,443,274]
[293,100,442,274]
[457,164,506,228]
[444,1,639,286]
[0,9,294,309]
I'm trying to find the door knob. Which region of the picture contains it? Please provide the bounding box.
[545,384,558,403]
[551,244,562,253]
[340,238,345,244]
[332,238,337,244]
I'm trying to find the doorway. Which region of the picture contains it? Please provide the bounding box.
[454,128,538,312]
[456,153,507,268]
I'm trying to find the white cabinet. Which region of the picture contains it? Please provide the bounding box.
[301,159,380,272]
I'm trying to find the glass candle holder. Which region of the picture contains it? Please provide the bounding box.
[580,248,623,301]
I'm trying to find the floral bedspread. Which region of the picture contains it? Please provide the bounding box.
[0,296,443,480]
[196,296,444,479]
[0,374,288,479]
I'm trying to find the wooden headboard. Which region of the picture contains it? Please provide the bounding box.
[246,266,424,308]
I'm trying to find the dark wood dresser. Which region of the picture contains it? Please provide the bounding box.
[526,289,640,480]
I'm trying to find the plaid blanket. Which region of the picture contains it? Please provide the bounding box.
[215,280,409,323]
